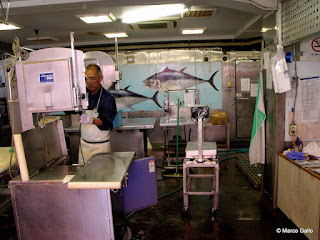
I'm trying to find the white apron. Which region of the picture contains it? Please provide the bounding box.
[78,89,111,165]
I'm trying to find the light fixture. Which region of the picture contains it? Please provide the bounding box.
[0,21,20,30]
[122,4,187,24]
[27,36,58,42]
[104,32,128,38]
[76,13,116,23]
[182,29,205,34]
[261,27,276,32]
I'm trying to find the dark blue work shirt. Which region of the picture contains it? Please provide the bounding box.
[87,86,117,131]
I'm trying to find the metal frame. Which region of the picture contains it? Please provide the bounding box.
[183,159,219,217]
[160,117,195,171]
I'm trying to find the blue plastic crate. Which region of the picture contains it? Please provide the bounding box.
[112,110,123,128]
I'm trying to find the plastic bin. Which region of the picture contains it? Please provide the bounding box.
[211,112,227,125]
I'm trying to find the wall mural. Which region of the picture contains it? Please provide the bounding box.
[117,62,222,111]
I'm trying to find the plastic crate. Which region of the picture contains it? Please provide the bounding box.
[113,110,123,128]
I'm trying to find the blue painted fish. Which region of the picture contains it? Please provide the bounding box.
[110,86,161,110]
[143,67,219,91]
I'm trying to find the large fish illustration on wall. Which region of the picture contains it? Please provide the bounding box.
[110,86,161,110]
[143,67,219,92]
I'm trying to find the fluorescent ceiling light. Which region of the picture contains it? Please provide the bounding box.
[261,27,276,32]
[182,29,205,34]
[77,13,115,23]
[122,4,187,24]
[104,33,128,38]
[0,22,20,30]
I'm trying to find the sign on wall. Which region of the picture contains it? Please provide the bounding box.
[118,62,222,111]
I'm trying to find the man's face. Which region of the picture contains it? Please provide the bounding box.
[85,67,103,94]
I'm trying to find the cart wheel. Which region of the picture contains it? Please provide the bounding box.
[210,208,218,221]
[181,207,189,218]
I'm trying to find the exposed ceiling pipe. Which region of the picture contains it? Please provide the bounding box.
[78,39,262,52]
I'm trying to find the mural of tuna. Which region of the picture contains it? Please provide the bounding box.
[142,67,219,92]
[110,86,161,110]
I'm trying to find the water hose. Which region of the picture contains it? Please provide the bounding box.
[218,148,249,162]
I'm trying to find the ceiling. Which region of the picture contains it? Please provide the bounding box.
[0,0,277,50]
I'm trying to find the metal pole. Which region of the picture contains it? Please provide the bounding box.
[277,2,282,46]
[70,32,79,109]
[115,38,120,90]
[5,0,10,22]
[175,99,180,174]
[197,118,203,163]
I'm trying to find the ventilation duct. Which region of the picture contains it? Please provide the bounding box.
[184,7,217,18]
[129,20,177,30]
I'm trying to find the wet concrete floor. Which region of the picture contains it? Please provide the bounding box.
[0,149,309,240]
[114,150,308,240]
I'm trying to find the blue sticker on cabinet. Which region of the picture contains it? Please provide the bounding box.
[40,73,54,83]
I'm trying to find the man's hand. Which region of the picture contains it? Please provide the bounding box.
[80,114,93,124]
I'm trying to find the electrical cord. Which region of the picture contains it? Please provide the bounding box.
[6,37,29,179]
[292,45,298,125]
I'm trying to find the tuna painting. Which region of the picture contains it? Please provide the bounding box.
[143,67,219,92]
[110,86,161,110]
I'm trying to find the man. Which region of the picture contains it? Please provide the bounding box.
[79,64,117,165]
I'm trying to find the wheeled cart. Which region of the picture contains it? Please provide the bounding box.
[183,158,219,219]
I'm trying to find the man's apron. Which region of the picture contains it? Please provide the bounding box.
[78,89,111,165]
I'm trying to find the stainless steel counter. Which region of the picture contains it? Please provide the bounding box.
[160,117,195,127]
[69,152,135,189]
[65,117,157,132]
[12,152,135,190]
[115,117,156,130]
